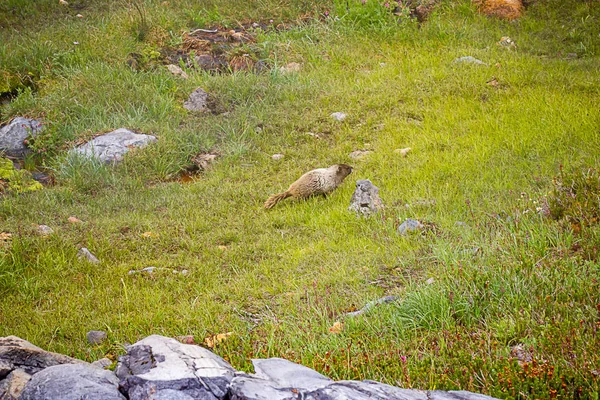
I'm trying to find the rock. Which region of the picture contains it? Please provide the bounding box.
[271,154,284,160]
[345,296,398,318]
[253,358,332,390]
[455,221,468,227]
[91,358,112,369]
[279,62,301,74]
[86,331,107,345]
[166,64,189,79]
[0,336,86,376]
[78,248,100,264]
[71,129,157,164]
[0,118,43,158]
[20,364,125,400]
[128,267,157,275]
[330,112,347,122]
[67,216,82,224]
[0,360,12,379]
[348,179,384,217]
[35,225,54,236]
[394,147,412,157]
[349,150,372,160]
[426,278,435,285]
[194,54,228,72]
[116,335,235,400]
[191,153,218,170]
[183,88,211,113]
[398,218,424,235]
[0,369,31,400]
[453,56,487,66]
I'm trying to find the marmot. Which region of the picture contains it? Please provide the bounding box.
[264,164,353,209]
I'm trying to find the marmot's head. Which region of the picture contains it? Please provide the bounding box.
[335,164,353,179]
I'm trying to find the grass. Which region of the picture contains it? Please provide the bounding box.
[1,0,600,398]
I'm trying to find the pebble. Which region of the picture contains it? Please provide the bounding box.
[330,112,347,122]
[68,216,82,224]
[349,150,372,160]
[166,64,189,79]
[394,147,411,157]
[271,154,284,160]
[398,218,424,235]
[36,225,54,236]
[77,248,100,264]
[86,330,108,345]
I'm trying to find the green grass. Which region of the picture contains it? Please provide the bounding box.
[1,0,600,398]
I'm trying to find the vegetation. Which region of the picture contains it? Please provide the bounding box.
[1,0,599,398]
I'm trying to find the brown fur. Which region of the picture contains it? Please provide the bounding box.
[474,0,523,20]
[264,164,353,209]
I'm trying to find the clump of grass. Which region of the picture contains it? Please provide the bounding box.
[52,153,117,195]
[548,166,600,230]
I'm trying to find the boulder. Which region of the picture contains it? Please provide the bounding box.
[0,369,31,400]
[0,336,86,376]
[349,179,384,217]
[0,118,43,158]
[116,335,235,400]
[19,364,125,400]
[229,358,499,400]
[71,129,157,164]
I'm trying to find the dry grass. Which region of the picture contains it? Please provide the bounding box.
[474,0,523,20]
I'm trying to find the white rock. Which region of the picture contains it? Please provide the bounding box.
[77,248,100,264]
[271,154,284,160]
[36,225,53,236]
[330,112,347,122]
[166,64,189,79]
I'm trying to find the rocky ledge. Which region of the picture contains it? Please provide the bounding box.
[0,335,498,400]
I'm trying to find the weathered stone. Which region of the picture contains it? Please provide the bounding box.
[252,358,332,390]
[36,225,53,236]
[308,380,428,399]
[349,179,384,217]
[0,369,31,400]
[184,88,211,113]
[349,150,372,160]
[167,64,189,79]
[0,336,86,376]
[91,357,112,369]
[0,360,12,379]
[453,56,487,66]
[116,335,235,400]
[330,112,347,122]
[0,118,43,158]
[20,364,124,400]
[394,147,412,157]
[271,154,284,160]
[71,129,157,164]
[398,218,425,235]
[86,330,107,345]
[78,248,100,264]
[279,62,301,74]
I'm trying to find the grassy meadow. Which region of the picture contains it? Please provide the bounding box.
[1,0,600,398]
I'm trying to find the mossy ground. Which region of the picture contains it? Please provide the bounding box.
[1,0,600,398]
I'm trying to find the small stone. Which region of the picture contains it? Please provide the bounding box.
[379,62,386,67]
[59,0,68,5]
[76,13,83,18]
[218,245,227,250]
[77,248,100,264]
[166,64,189,79]
[183,88,211,113]
[68,216,82,224]
[181,269,189,275]
[91,358,112,369]
[142,267,155,273]
[426,278,435,285]
[349,150,372,160]
[176,335,195,344]
[348,179,384,217]
[330,112,347,122]
[86,330,108,345]
[279,62,302,74]
[36,225,53,236]
[453,56,487,66]
[398,218,424,235]
[394,147,411,157]
[271,153,284,160]
[455,221,468,227]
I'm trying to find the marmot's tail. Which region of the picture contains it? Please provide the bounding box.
[264,192,291,209]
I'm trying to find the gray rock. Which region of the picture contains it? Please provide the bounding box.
[20,364,125,400]
[252,358,332,391]
[91,357,112,369]
[71,129,157,164]
[349,179,384,217]
[0,359,12,379]
[0,336,86,376]
[453,56,487,66]
[36,225,53,236]
[345,296,398,317]
[430,391,498,400]
[0,118,43,158]
[349,150,372,160]
[86,330,108,345]
[308,380,428,399]
[184,88,211,113]
[78,248,100,264]
[0,369,31,400]
[330,112,347,122]
[116,335,235,400]
[398,218,424,235]
[229,374,297,400]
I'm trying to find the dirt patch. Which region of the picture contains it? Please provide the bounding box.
[474,0,523,20]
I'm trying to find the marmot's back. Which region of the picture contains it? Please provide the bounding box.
[264,164,352,209]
